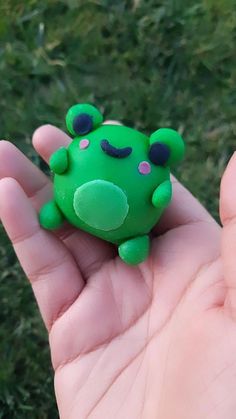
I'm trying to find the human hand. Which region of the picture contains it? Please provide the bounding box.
[0,126,236,419]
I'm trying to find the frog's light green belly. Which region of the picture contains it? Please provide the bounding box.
[73,180,129,231]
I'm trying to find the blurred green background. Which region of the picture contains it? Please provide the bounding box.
[0,0,236,417]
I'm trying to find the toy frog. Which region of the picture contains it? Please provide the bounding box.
[39,104,185,265]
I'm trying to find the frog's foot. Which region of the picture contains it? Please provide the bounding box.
[118,235,150,265]
[39,200,65,230]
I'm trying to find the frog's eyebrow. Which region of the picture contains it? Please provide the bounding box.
[100,140,132,158]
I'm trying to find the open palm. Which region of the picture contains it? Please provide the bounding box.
[1,125,236,419]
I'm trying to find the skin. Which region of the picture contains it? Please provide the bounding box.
[0,123,236,418]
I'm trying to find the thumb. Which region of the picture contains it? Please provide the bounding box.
[220,152,236,319]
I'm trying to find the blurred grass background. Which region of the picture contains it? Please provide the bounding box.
[0,0,236,417]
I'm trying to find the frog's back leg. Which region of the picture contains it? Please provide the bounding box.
[118,235,150,265]
[39,200,65,230]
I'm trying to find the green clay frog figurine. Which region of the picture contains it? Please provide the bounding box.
[39,104,185,265]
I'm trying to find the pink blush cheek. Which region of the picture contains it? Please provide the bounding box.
[138,161,151,175]
[79,139,90,150]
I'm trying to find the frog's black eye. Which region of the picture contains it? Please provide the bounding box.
[148,142,170,166]
[66,104,103,137]
[73,113,93,135]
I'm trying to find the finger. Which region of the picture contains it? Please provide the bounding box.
[103,120,123,125]
[219,152,236,318]
[32,125,116,278]
[153,175,218,235]
[0,141,81,274]
[0,140,52,207]
[0,135,115,279]
[0,140,84,273]
[0,177,84,331]
[32,124,72,161]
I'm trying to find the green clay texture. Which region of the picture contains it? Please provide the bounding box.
[73,180,129,231]
[39,103,185,265]
[49,147,68,174]
[118,235,150,265]
[39,200,64,230]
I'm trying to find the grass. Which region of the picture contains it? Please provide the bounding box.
[0,0,236,417]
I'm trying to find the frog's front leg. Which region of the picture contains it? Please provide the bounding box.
[49,147,69,174]
[118,235,150,265]
[39,200,65,230]
[152,179,172,209]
